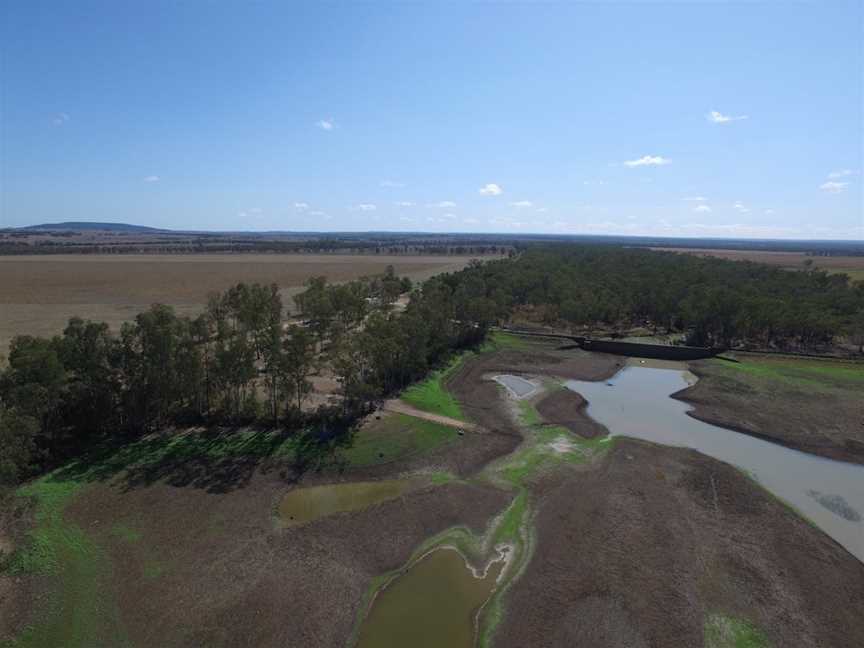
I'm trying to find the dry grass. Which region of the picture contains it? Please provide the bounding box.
[0,253,476,355]
[653,248,864,282]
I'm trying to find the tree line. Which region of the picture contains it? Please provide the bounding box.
[468,245,864,349]
[0,264,499,486]
[3,246,862,488]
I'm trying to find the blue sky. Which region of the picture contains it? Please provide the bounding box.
[2,1,862,239]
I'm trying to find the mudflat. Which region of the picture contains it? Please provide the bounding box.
[496,439,864,648]
[680,357,864,464]
[3,338,863,647]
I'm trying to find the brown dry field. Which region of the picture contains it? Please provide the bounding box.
[653,247,864,281]
[3,340,863,647]
[0,253,476,355]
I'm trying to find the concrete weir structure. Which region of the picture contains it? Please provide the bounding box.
[497,327,719,361]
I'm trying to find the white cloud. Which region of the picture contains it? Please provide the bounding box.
[316,118,334,131]
[623,155,670,168]
[707,110,748,124]
[536,207,548,213]
[380,180,405,188]
[432,200,456,208]
[463,217,479,224]
[733,201,750,213]
[293,202,309,210]
[354,203,377,211]
[479,183,503,196]
[442,213,457,220]
[394,201,415,207]
[820,181,848,193]
[143,175,160,183]
[693,204,712,213]
[52,112,70,126]
[683,196,706,202]
[510,200,533,208]
[309,210,326,217]
[827,169,857,179]
[764,209,775,215]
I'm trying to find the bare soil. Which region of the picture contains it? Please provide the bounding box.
[67,473,509,648]
[0,253,474,354]
[496,439,864,648]
[651,247,864,281]
[535,389,608,439]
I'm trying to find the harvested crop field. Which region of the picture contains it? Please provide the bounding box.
[653,247,864,282]
[0,253,475,354]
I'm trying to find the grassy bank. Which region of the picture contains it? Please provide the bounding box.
[715,356,864,390]
[4,477,127,648]
[401,354,468,420]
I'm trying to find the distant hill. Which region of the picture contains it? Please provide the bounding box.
[22,221,166,233]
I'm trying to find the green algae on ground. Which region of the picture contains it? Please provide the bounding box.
[705,614,770,648]
[278,479,420,527]
[344,414,460,467]
[4,477,128,648]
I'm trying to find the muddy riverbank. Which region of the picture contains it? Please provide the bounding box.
[5,338,864,647]
[495,439,864,648]
[679,358,864,465]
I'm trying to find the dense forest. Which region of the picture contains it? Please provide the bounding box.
[2,246,862,488]
[474,246,864,349]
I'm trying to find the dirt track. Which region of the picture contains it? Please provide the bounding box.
[381,400,481,432]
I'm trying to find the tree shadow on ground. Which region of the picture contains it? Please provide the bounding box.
[51,414,359,494]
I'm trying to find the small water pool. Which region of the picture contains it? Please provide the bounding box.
[354,547,506,648]
[278,479,416,527]
[493,374,537,399]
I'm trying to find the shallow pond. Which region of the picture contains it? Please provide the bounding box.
[493,374,537,399]
[566,366,864,562]
[355,547,505,648]
[278,479,416,526]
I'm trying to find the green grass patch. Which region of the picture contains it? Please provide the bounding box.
[714,357,864,390]
[496,395,614,487]
[705,613,770,648]
[342,414,459,467]
[517,399,543,427]
[482,331,532,351]
[429,471,457,485]
[110,524,141,544]
[493,490,528,545]
[5,476,128,648]
[401,354,467,420]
